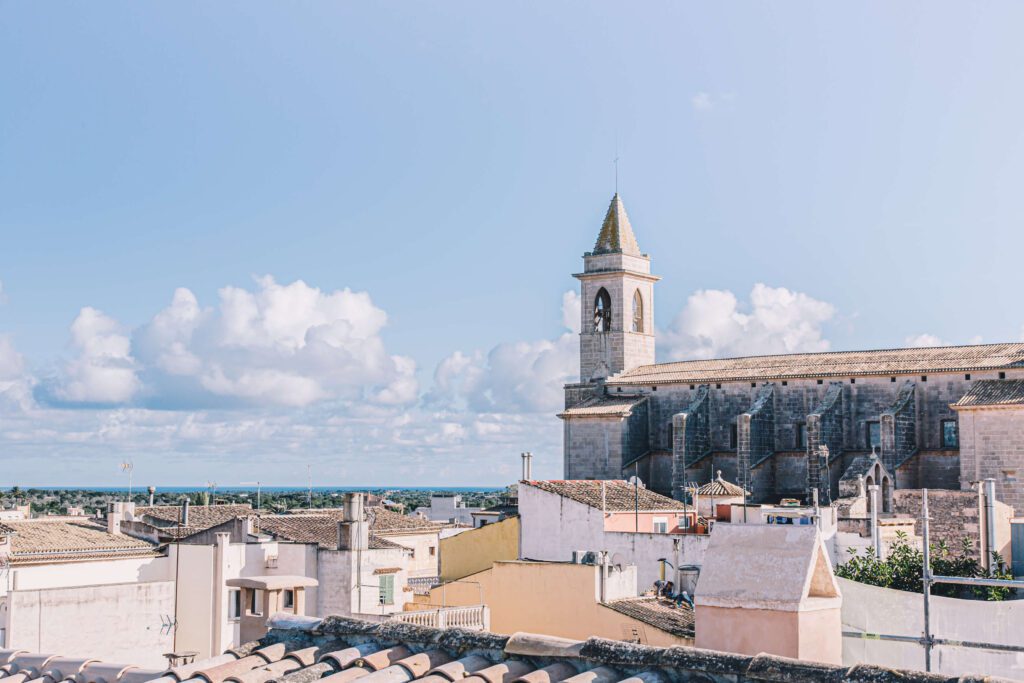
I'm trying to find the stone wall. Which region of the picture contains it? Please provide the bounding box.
[881,381,917,477]
[807,382,844,498]
[670,385,711,500]
[737,383,776,501]
[956,405,1024,514]
[893,489,982,558]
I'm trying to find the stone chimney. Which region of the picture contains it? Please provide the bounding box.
[337,493,368,551]
[106,501,135,535]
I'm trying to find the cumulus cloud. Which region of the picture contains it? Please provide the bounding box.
[904,333,947,348]
[57,307,141,404]
[130,276,415,408]
[661,283,835,360]
[431,291,579,414]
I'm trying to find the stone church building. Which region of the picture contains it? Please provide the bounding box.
[559,194,1024,511]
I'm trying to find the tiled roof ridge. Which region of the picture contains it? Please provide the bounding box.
[263,615,988,683]
[629,340,1024,369]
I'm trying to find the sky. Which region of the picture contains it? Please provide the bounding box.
[2,2,1023,486]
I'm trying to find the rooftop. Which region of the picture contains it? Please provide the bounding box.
[604,597,695,639]
[135,503,254,529]
[0,614,992,683]
[524,480,687,513]
[952,379,1024,408]
[606,342,1024,386]
[293,506,442,534]
[592,194,642,257]
[694,471,748,497]
[255,514,408,551]
[1,519,159,565]
[558,395,646,419]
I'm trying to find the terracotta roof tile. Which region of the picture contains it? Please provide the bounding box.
[604,597,695,638]
[607,342,1024,386]
[524,480,686,512]
[558,396,646,419]
[694,472,748,497]
[255,514,409,551]
[135,503,253,530]
[952,379,1024,408]
[4,519,158,565]
[0,521,15,535]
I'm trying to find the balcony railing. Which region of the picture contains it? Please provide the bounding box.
[390,604,489,631]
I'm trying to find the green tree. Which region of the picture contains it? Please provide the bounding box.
[836,531,1012,601]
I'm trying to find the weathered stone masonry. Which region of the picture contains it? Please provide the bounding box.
[670,384,711,500]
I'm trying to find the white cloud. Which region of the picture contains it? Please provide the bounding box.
[661,283,835,360]
[131,276,414,408]
[431,291,579,414]
[57,307,141,404]
[691,92,713,111]
[904,333,947,348]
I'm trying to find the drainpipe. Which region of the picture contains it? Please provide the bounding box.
[868,485,881,559]
[212,532,229,654]
[598,552,608,603]
[812,487,821,531]
[984,478,997,574]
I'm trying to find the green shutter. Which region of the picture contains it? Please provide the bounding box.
[379,574,395,605]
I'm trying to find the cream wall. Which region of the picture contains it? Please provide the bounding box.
[317,546,412,619]
[440,517,519,582]
[424,561,691,648]
[5,580,175,668]
[841,577,1024,679]
[518,484,708,589]
[379,531,439,577]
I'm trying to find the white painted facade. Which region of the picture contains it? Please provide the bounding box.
[517,484,709,591]
[413,495,480,526]
[841,577,1024,679]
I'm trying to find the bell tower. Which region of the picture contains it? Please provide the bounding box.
[574,194,658,382]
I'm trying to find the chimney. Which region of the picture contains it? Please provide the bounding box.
[107,502,123,535]
[148,486,156,506]
[181,499,190,527]
[521,452,533,480]
[337,493,368,551]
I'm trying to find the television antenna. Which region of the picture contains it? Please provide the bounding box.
[120,461,134,501]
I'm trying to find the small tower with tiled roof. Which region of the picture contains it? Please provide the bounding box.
[574,194,659,382]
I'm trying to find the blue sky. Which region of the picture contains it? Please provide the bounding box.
[1,2,1023,486]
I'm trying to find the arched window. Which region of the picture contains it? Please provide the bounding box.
[593,288,612,332]
[632,290,644,333]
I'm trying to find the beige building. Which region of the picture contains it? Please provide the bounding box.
[439,516,519,583]
[695,524,842,665]
[421,560,693,647]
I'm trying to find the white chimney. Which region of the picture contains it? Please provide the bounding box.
[521,452,533,480]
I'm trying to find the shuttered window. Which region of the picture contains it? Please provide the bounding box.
[379,574,395,605]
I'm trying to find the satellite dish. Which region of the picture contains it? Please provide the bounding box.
[627,475,646,489]
[610,552,626,570]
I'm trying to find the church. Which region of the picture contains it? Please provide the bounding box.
[559,194,1024,512]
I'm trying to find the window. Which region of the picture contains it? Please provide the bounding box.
[429,546,436,557]
[652,517,668,533]
[594,288,612,332]
[228,589,241,620]
[796,423,807,449]
[249,589,264,616]
[729,424,738,450]
[941,419,958,448]
[678,515,692,530]
[866,421,881,449]
[631,290,644,333]
[282,589,295,610]
[379,574,395,606]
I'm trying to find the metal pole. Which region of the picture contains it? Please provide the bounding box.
[635,479,639,533]
[922,489,933,672]
[812,487,820,531]
[869,484,881,559]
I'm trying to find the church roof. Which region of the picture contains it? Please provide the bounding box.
[557,395,646,418]
[523,480,686,512]
[952,379,1024,408]
[607,342,1024,386]
[592,194,642,256]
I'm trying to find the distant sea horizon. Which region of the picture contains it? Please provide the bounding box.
[4,485,504,493]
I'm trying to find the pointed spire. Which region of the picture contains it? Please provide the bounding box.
[593,194,641,256]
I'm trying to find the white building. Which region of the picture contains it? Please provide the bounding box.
[517,480,709,591]
[412,494,480,526]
